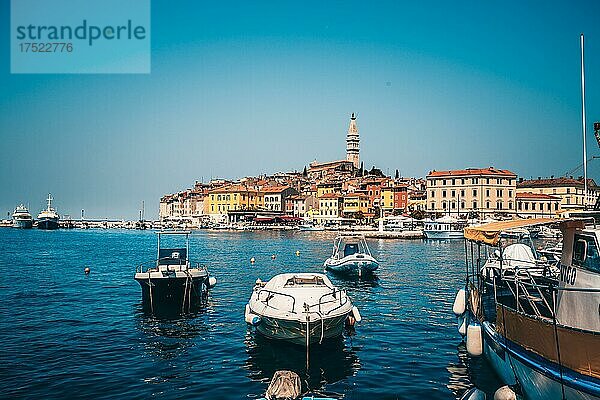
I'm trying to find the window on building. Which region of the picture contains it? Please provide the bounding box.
[555,203,558,210]
[486,189,490,197]
[525,203,529,210]
[461,179,465,185]
[442,190,447,198]
[451,202,456,209]
[431,191,434,198]
[473,178,478,184]
[486,201,491,209]
[461,190,465,197]
[518,202,522,210]
[567,188,570,194]
[508,190,512,197]
[473,189,477,197]
[497,201,502,210]
[431,202,435,209]
[473,201,478,209]
[532,203,536,210]
[451,190,456,197]
[461,201,465,209]
[443,179,446,185]
[508,201,513,210]
[452,179,455,185]
[442,201,447,209]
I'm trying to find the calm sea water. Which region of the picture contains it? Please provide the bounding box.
[0,229,502,399]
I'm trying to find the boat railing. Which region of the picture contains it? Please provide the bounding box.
[315,289,349,315]
[256,289,297,313]
[136,257,205,274]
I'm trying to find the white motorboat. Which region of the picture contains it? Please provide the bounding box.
[245,273,360,346]
[423,216,466,239]
[37,194,60,230]
[457,218,600,400]
[298,223,325,231]
[323,234,379,275]
[12,204,33,229]
[134,231,216,313]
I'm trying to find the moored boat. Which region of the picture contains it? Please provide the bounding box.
[323,234,379,275]
[455,218,600,400]
[423,216,466,239]
[36,194,60,230]
[12,204,33,229]
[134,231,217,314]
[245,273,360,346]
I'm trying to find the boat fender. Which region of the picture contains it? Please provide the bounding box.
[458,314,468,336]
[351,306,362,323]
[208,276,217,288]
[453,288,467,316]
[345,315,356,328]
[250,257,256,264]
[295,250,300,256]
[493,386,516,400]
[460,387,486,400]
[84,267,90,274]
[251,316,262,326]
[271,254,276,260]
[466,322,483,357]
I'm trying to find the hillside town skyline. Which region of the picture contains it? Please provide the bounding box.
[159,113,600,226]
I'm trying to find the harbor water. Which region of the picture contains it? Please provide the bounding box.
[0,229,503,399]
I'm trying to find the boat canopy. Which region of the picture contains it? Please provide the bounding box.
[464,218,558,245]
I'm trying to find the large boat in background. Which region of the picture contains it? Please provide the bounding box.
[423,215,466,239]
[36,194,60,230]
[456,218,600,400]
[12,204,33,229]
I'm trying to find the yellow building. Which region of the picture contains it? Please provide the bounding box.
[316,193,343,223]
[316,181,343,198]
[207,184,263,215]
[342,194,370,217]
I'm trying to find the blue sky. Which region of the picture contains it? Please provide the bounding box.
[1,0,600,219]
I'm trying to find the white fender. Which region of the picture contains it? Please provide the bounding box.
[208,276,217,288]
[466,322,483,356]
[458,314,468,336]
[351,306,362,323]
[494,386,516,400]
[453,288,467,316]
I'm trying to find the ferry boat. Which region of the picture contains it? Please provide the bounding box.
[134,231,217,314]
[245,273,361,346]
[423,216,466,239]
[36,194,60,230]
[323,234,379,275]
[12,204,33,229]
[455,218,600,400]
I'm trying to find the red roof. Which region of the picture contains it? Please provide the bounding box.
[517,177,596,189]
[516,192,560,200]
[319,193,342,199]
[428,167,516,178]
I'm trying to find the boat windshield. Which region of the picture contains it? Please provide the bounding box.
[158,248,187,265]
[344,243,359,257]
[284,276,325,287]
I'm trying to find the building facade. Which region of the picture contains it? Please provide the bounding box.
[426,167,517,216]
[515,192,561,218]
[516,177,598,211]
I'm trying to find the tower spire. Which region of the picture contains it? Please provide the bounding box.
[346,113,360,168]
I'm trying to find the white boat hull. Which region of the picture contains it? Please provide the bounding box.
[424,230,464,239]
[324,254,379,274]
[481,320,600,400]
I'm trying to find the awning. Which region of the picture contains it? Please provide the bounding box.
[463,218,557,245]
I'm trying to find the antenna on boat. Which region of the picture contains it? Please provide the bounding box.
[581,33,588,209]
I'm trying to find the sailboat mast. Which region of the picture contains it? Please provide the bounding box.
[581,33,588,209]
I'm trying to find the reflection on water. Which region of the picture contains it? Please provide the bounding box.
[244,331,361,395]
[447,342,505,399]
